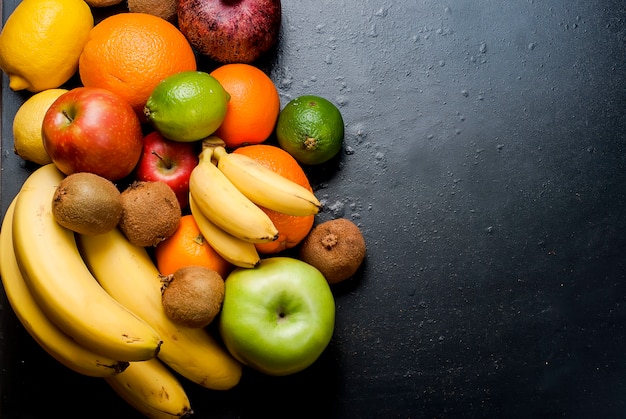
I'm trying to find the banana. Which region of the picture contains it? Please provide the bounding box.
[189,146,279,243]
[77,227,243,391]
[189,194,260,269]
[0,195,128,377]
[213,146,321,216]
[105,358,193,419]
[11,164,162,362]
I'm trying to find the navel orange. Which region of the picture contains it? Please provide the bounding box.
[79,13,197,118]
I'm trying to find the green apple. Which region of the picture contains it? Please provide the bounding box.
[218,257,335,376]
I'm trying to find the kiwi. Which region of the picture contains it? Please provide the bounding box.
[161,266,225,328]
[299,218,366,284]
[127,0,177,23]
[52,172,123,236]
[118,181,181,247]
[83,0,123,7]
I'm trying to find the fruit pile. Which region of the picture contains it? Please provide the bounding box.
[0,0,365,417]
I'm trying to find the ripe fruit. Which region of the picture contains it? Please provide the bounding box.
[161,266,225,328]
[178,0,281,64]
[134,131,199,209]
[299,218,366,284]
[52,172,123,236]
[219,257,335,376]
[144,71,230,142]
[210,63,280,149]
[13,88,68,165]
[0,0,93,92]
[79,13,197,118]
[119,181,182,247]
[42,87,144,181]
[128,0,177,23]
[276,95,345,165]
[154,214,233,278]
[232,144,314,254]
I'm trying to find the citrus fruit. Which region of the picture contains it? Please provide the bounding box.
[144,71,230,142]
[78,13,197,117]
[276,95,344,165]
[232,144,315,254]
[210,63,280,149]
[13,88,69,165]
[0,0,94,92]
[155,215,233,278]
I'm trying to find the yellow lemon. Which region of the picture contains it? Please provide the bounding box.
[13,88,69,165]
[0,0,94,92]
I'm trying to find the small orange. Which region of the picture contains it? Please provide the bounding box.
[233,144,315,254]
[210,63,280,149]
[154,214,233,278]
[79,13,197,118]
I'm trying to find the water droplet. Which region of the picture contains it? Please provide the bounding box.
[461,89,469,97]
[345,146,355,155]
[528,42,537,50]
[374,7,388,17]
[479,42,488,53]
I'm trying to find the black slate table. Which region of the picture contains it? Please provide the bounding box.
[2,1,625,418]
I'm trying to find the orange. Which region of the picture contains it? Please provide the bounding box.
[78,13,197,118]
[154,214,233,278]
[233,144,315,254]
[210,63,280,149]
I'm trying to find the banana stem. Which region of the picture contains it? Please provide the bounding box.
[201,136,226,151]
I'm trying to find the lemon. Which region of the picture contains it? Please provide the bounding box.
[144,71,230,142]
[276,95,344,165]
[0,0,94,92]
[13,88,69,165]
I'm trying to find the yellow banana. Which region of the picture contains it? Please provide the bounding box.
[105,358,193,419]
[189,147,279,243]
[213,146,321,216]
[0,195,128,377]
[77,227,243,391]
[11,164,162,362]
[189,194,260,269]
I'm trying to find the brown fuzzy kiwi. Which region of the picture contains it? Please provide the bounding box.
[299,218,366,284]
[127,0,177,23]
[118,181,181,247]
[83,0,123,7]
[161,266,225,328]
[52,172,123,236]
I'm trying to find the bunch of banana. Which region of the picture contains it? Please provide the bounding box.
[0,196,128,377]
[77,226,243,391]
[105,358,193,419]
[8,164,163,363]
[188,138,322,267]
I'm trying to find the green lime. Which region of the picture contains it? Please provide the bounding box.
[144,71,230,142]
[275,95,344,165]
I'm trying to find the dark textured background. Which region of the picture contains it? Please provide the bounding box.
[2,1,626,418]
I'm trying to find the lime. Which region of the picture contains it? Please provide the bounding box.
[144,71,230,142]
[275,95,344,165]
[13,88,69,165]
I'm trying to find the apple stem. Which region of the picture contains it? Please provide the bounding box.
[152,150,172,169]
[62,109,74,123]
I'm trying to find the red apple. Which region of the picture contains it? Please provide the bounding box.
[177,0,281,64]
[134,131,199,209]
[42,87,144,181]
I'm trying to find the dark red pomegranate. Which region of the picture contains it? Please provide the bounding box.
[177,0,281,64]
